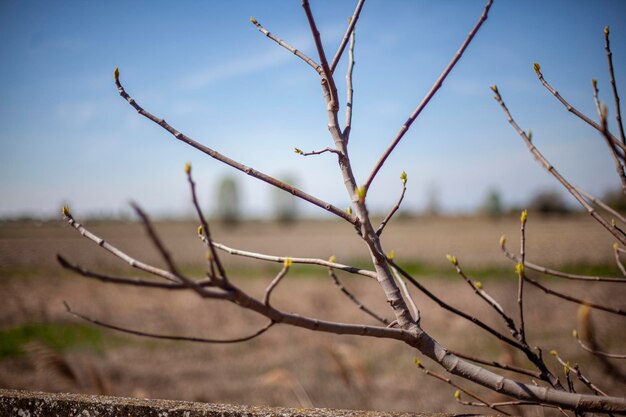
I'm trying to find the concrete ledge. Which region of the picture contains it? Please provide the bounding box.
[0,389,457,417]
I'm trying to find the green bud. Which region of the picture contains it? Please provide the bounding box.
[592,79,597,89]
[490,84,499,94]
[62,206,70,217]
[400,171,407,184]
[114,67,120,82]
[474,281,483,290]
[499,235,506,248]
[515,262,524,275]
[284,258,293,268]
[521,209,528,224]
[533,62,541,74]
[250,16,258,24]
[294,147,304,155]
[184,162,191,174]
[454,390,461,400]
[446,254,458,266]
[604,25,610,36]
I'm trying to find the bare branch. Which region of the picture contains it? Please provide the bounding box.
[492,86,626,246]
[114,72,357,225]
[500,236,626,283]
[614,244,626,277]
[594,80,626,193]
[533,65,626,155]
[62,210,179,284]
[604,25,626,145]
[64,301,273,344]
[550,350,609,396]
[414,359,512,416]
[446,255,520,340]
[131,203,216,298]
[525,276,626,316]
[376,173,407,236]
[264,261,291,306]
[249,17,321,74]
[57,254,219,292]
[577,187,626,224]
[185,164,227,284]
[328,267,389,325]
[294,147,343,157]
[517,210,528,344]
[390,259,563,389]
[343,28,356,140]
[450,350,541,380]
[329,0,365,74]
[364,0,493,191]
[574,331,626,359]
[391,267,420,324]
[198,234,378,280]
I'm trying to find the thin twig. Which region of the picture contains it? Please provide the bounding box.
[551,351,608,396]
[198,234,377,279]
[62,210,179,284]
[492,86,626,246]
[343,28,356,141]
[185,164,227,284]
[57,255,219,292]
[525,276,626,316]
[604,26,626,145]
[390,260,563,389]
[574,332,626,359]
[249,17,322,74]
[376,174,407,236]
[594,82,626,193]
[577,187,626,224]
[518,211,527,344]
[114,71,357,225]
[450,350,541,379]
[64,301,274,344]
[329,0,365,74]
[294,147,343,157]
[500,238,626,283]
[264,262,290,306]
[614,245,626,277]
[448,257,520,340]
[414,359,511,416]
[391,267,420,324]
[533,65,626,155]
[364,0,493,191]
[328,268,389,325]
[131,203,214,298]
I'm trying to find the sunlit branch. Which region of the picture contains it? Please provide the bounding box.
[391,266,420,323]
[550,350,609,396]
[533,65,626,155]
[62,210,179,284]
[57,254,220,292]
[450,350,541,380]
[185,164,227,284]
[414,358,511,416]
[524,276,625,316]
[447,256,520,340]
[114,72,357,225]
[604,26,626,145]
[573,330,626,359]
[198,234,377,279]
[343,28,355,141]
[500,237,626,283]
[131,203,215,298]
[264,262,291,307]
[577,187,626,224]
[329,0,365,74]
[376,174,407,236]
[517,211,528,343]
[364,0,493,191]
[64,301,273,344]
[328,267,389,325]
[492,86,626,246]
[249,17,322,74]
[294,147,343,157]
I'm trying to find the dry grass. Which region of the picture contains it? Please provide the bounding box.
[0,215,624,415]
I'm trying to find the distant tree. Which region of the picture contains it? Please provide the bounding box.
[528,189,570,214]
[272,173,299,225]
[215,176,240,226]
[480,188,503,218]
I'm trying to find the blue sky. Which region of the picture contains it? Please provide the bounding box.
[1,1,625,219]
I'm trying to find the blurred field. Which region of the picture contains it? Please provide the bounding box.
[0,215,624,415]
